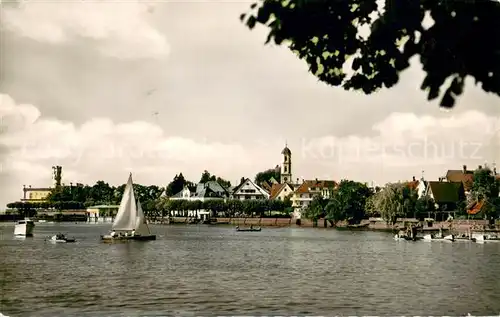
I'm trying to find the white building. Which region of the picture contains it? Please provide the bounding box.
[231,178,270,200]
[290,179,337,218]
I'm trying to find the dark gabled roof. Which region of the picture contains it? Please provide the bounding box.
[259,180,273,193]
[172,181,228,199]
[194,181,228,198]
[196,181,227,195]
[428,181,465,204]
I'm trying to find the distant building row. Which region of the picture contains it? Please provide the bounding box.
[406,164,500,216]
[167,145,338,216]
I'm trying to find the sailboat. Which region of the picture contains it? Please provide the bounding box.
[101,173,156,241]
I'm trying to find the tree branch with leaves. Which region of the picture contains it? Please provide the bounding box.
[241,0,500,108]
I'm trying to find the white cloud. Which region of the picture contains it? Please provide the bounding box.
[1,93,499,207]
[0,0,169,59]
[299,110,499,173]
[0,93,250,206]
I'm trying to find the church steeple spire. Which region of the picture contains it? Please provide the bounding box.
[281,143,292,184]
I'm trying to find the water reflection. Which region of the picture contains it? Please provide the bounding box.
[1,224,500,316]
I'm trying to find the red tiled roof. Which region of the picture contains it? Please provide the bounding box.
[269,183,285,200]
[467,200,484,215]
[406,180,419,190]
[294,180,337,194]
[294,181,311,194]
[446,169,474,191]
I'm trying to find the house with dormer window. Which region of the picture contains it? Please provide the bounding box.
[170,180,229,201]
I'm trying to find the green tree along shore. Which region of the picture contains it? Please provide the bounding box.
[6,198,293,221]
[153,198,293,221]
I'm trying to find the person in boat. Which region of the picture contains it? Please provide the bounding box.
[110,231,116,237]
[131,229,135,236]
[250,225,253,229]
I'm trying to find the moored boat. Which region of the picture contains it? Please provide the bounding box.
[472,232,500,243]
[336,223,370,231]
[423,233,454,242]
[394,226,422,241]
[47,233,76,243]
[101,173,156,242]
[14,218,35,237]
[235,226,261,232]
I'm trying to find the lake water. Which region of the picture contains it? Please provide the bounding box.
[1,222,499,316]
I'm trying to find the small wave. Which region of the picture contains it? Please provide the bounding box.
[0,313,10,317]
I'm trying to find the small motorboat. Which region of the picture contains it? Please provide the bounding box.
[472,233,500,243]
[14,218,35,237]
[394,228,422,241]
[235,226,261,232]
[47,233,76,243]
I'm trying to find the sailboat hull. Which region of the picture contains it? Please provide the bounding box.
[100,235,156,242]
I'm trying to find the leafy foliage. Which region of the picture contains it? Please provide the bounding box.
[303,196,327,221]
[471,167,500,200]
[254,166,281,185]
[165,173,194,197]
[415,195,436,217]
[155,198,292,218]
[469,167,500,219]
[199,170,232,189]
[6,201,85,217]
[303,180,373,224]
[481,197,500,219]
[9,181,165,215]
[370,183,418,224]
[241,0,500,108]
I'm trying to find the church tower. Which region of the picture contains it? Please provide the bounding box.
[281,144,292,184]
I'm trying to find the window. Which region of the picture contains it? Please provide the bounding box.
[284,166,288,173]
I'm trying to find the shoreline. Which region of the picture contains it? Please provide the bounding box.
[2,216,498,235]
[153,217,500,234]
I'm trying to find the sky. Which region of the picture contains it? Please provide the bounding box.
[0,0,499,207]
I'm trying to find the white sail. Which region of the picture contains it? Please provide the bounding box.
[112,173,138,231]
[135,200,151,236]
